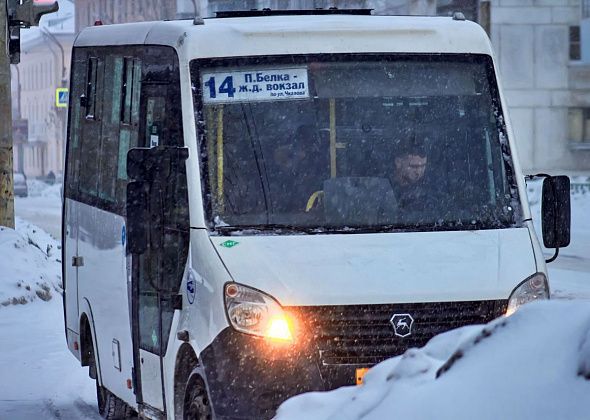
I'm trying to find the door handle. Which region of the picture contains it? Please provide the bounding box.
[72,256,84,267]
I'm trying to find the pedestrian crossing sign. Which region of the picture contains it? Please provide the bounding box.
[56,88,69,108]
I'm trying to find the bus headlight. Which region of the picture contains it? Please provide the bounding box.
[224,283,293,342]
[506,273,549,316]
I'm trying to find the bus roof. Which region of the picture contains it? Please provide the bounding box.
[74,15,494,58]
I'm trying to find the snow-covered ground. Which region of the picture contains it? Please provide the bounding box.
[1,179,588,419]
[0,218,62,307]
[0,297,99,419]
[13,180,62,239]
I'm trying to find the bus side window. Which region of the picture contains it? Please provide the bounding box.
[97,56,124,202]
[78,56,104,198]
[96,54,141,206]
[65,49,86,200]
[116,58,142,206]
[75,50,142,213]
[85,57,99,120]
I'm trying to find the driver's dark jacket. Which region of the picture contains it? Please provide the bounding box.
[390,179,438,214]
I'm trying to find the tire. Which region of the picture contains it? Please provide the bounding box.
[183,369,213,420]
[88,341,135,419]
[96,382,135,419]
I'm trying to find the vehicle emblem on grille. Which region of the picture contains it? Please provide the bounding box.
[390,313,414,338]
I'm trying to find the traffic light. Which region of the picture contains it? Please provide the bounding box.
[9,0,59,27]
[7,0,59,64]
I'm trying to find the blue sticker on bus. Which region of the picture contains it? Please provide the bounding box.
[186,272,196,305]
[122,225,126,246]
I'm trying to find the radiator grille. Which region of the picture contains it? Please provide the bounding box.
[291,300,507,366]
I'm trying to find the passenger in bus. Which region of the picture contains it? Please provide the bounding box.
[269,125,327,214]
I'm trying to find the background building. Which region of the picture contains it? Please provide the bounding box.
[11,0,75,179]
[75,0,178,30]
[490,0,589,174]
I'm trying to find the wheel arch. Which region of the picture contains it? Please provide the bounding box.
[173,342,199,418]
[79,312,92,367]
[78,298,102,383]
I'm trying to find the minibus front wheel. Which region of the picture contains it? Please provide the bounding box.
[183,368,213,420]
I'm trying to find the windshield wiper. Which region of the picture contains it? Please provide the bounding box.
[215,224,409,235]
[213,219,514,236]
[214,224,318,234]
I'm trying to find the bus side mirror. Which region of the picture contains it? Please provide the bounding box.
[541,175,571,249]
[126,181,148,255]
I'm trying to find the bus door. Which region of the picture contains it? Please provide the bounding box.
[130,80,189,416]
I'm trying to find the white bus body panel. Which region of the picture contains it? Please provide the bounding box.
[179,230,233,354]
[64,199,79,346]
[75,16,494,57]
[213,228,536,307]
[76,201,136,408]
[139,349,164,411]
[182,228,536,356]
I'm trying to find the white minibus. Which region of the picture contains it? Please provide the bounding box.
[62,9,571,420]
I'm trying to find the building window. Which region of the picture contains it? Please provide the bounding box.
[584,0,590,19]
[570,26,581,61]
[568,108,590,149]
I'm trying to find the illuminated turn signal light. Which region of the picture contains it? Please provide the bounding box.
[266,316,293,342]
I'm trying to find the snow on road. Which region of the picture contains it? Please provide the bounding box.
[13,181,62,239]
[0,298,98,419]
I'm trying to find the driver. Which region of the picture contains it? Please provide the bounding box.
[390,134,431,210]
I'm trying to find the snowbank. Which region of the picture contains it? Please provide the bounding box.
[0,296,97,417]
[276,300,590,420]
[0,218,62,307]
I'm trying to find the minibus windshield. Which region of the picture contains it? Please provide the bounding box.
[192,54,522,233]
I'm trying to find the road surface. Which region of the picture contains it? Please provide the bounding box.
[14,194,62,240]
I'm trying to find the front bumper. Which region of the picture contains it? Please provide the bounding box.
[200,327,324,420]
[200,300,508,419]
